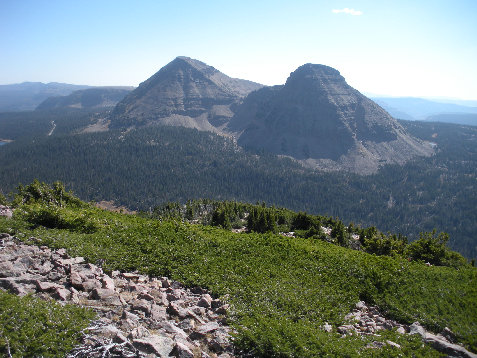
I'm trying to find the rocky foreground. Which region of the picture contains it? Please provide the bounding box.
[0,233,234,358]
[1,230,476,358]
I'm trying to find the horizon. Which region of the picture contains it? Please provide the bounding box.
[1,0,477,100]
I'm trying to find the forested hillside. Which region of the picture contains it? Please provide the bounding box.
[0,108,105,139]
[0,119,476,258]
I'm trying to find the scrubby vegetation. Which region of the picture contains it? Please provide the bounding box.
[1,181,476,357]
[0,291,95,357]
[148,198,469,268]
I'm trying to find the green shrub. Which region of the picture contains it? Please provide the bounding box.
[0,291,95,357]
[18,204,99,233]
[406,230,467,267]
[0,192,7,205]
[12,180,83,208]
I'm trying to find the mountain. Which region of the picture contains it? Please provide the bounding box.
[227,64,434,174]
[36,87,134,111]
[425,113,477,126]
[372,97,477,123]
[0,82,92,111]
[109,56,264,132]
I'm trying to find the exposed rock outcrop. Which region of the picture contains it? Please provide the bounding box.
[336,301,477,358]
[110,57,263,132]
[0,234,234,358]
[227,64,434,174]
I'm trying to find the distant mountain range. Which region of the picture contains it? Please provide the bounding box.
[0,82,92,111]
[36,87,134,111]
[0,82,134,112]
[372,97,477,125]
[109,57,433,174]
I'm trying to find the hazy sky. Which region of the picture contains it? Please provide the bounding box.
[1,0,476,99]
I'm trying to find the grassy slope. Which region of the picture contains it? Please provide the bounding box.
[1,201,476,357]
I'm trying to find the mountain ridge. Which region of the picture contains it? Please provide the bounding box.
[109,56,264,132]
[227,63,434,174]
[0,82,93,111]
[36,87,134,110]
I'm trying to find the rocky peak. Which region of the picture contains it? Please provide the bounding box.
[286,63,343,85]
[109,57,263,131]
[227,63,434,174]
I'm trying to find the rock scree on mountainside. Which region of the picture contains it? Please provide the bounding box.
[226,63,434,174]
[0,232,235,358]
[109,56,263,133]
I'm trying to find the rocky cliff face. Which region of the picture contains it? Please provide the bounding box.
[110,57,263,132]
[36,87,134,110]
[227,64,434,174]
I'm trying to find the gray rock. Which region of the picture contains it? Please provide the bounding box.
[441,326,457,343]
[34,280,61,292]
[337,325,356,335]
[161,278,171,288]
[386,340,401,349]
[110,57,263,133]
[396,326,406,334]
[101,274,115,290]
[198,294,213,308]
[150,304,167,321]
[0,261,22,277]
[69,270,84,289]
[128,326,150,340]
[81,279,102,292]
[133,335,174,357]
[0,277,29,295]
[215,304,230,315]
[409,322,427,338]
[355,301,366,310]
[89,288,122,306]
[228,63,434,175]
[171,342,195,358]
[167,302,189,319]
[122,272,140,280]
[197,322,220,334]
[95,324,122,340]
[425,333,477,358]
[130,298,152,315]
[138,291,154,301]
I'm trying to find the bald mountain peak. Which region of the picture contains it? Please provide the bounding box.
[227,63,434,174]
[109,57,263,131]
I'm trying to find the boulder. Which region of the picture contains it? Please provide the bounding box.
[425,333,477,358]
[101,274,115,290]
[132,335,174,357]
[171,342,195,358]
[34,280,62,293]
[130,298,152,315]
[90,288,122,306]
[52,287,71,301]
[409,322,426,338]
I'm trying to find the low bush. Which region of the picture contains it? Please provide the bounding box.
[0,291,95,357]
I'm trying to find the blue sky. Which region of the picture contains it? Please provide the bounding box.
[1,0,476,100]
